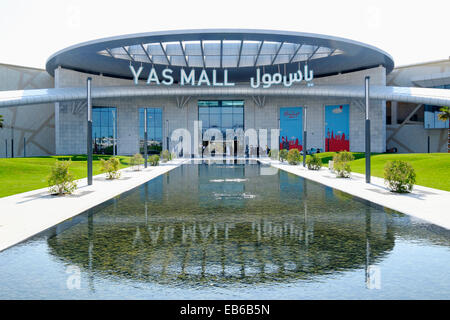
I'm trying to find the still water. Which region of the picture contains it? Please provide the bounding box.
[0,161,449,299]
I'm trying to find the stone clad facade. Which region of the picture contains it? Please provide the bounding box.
[54,66,386,156]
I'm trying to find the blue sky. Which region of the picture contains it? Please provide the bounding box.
[0,0,448,69]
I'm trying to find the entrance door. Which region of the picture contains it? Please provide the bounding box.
[198,100,244,157]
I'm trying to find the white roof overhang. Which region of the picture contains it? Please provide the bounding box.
[1,85,449,108]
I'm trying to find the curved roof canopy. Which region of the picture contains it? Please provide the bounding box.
[46,29,394,82]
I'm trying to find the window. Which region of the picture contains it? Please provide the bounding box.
[92,107,117,155]
[139,108,163,154]
[198,100,244,136]
[424,85,450,129]
[424,105,449,129]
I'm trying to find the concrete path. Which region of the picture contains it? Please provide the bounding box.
[0,159,188,252]
[259,158,450,230]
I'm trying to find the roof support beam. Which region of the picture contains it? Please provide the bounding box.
[200,40,206,68]
[122,47,135,62]
[176,96,191,109]
[271,41,284,65]
[179,41,189,67]
[105,48,114,58]
[307,46,321,62]
[254,40,264,67]
[387,104,423,143]
[236,40,243,68]
[288,44,303,64]
[327,48,337,57]
[140,44,154,64]
[353,99,366,113]
[252,95,266,108]
[159,42,171,66]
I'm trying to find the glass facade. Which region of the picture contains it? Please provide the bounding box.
[139,108,163,154]
[92,107,117,155]
[198,100,244,135]
[424,85,450,129]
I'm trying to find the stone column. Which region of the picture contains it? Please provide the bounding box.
[391,101,398,125]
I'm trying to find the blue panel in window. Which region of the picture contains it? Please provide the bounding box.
[101,127,108,139]
[222,107,233,114]
[210,113,221,127]
[108,111,113,127]
[424,105,449,129]
[93,127,100,139]
[210,107,221,114]
[101,111,109,127]
[138,107,163,142]
[93,110,100,125]
[222,114,233,127]
[199,107,209,114]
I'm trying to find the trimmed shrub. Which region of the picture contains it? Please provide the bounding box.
[335,151,354,162]
[306,154,322,170]
[160,150,172,162]
[333,161,352,178]
[149,155,160,166]
[333,151,354,178]
[48,160,77,195]
[101,157,121,179]
[384,160,416,193]
[287,149,301,165]
[130,153,144,171]
[279,149,288,162]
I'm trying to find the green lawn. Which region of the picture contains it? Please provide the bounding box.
[0,155,130,198]
[1,153,449,198]
[310,152,450,191]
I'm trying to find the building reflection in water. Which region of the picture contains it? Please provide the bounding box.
[46,161,446,289]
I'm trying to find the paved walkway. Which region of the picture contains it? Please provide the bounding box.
[259,158,450,230]
[0,159,188,252]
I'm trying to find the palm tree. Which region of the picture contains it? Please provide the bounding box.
[437,106,450,153]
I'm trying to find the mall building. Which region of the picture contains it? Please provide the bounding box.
[0,29,449,157]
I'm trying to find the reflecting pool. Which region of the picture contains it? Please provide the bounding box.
[0,161,449,299]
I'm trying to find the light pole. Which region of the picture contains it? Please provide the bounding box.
[166,119,169,153]
[11,125,14,158]
[365,76,371,183]
[87,77,93,185]
[112,109,116,156]
[144,108,148,168]
[303,106,307,167]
